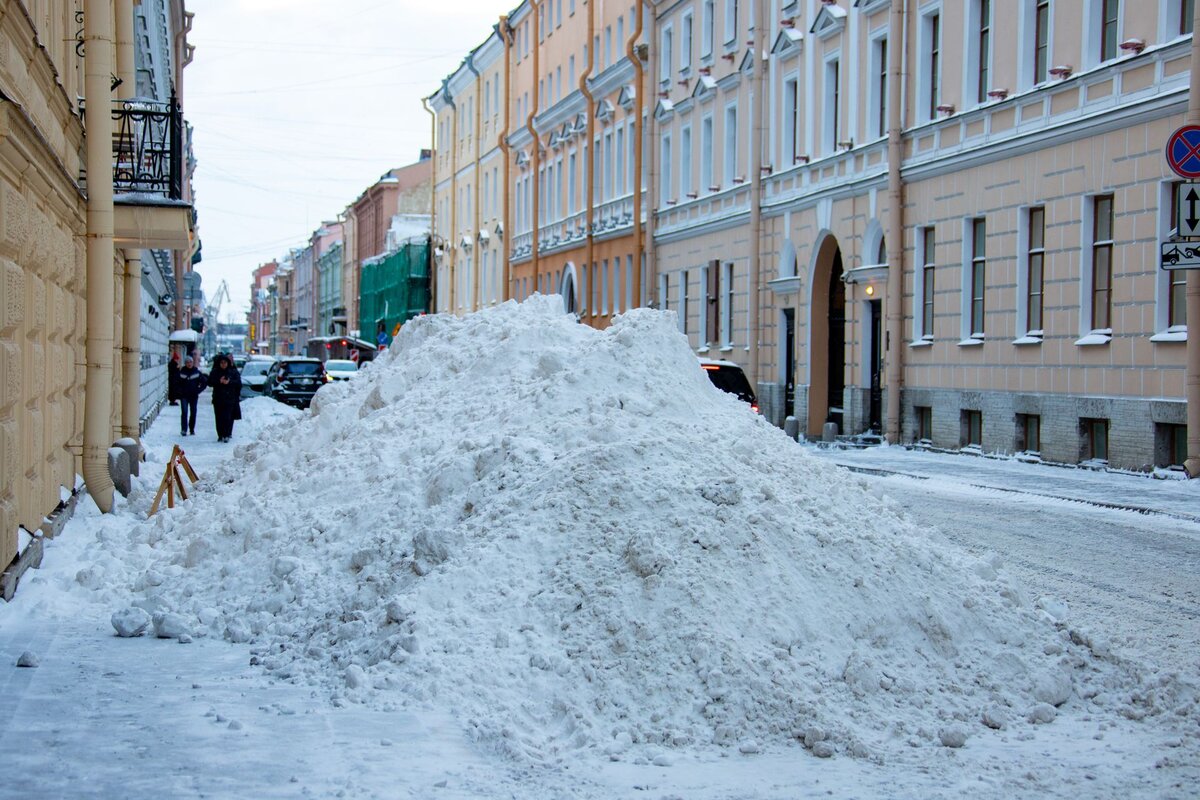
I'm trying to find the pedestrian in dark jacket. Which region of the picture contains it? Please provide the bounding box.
[177,355,207,436]
[167,352,181,405]
[208,354,242,443]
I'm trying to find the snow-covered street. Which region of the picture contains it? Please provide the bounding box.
[1,302,1198,799]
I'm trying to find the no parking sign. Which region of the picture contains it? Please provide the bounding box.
[1166,125,1200,179]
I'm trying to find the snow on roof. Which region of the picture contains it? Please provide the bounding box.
[94,297,1195,767]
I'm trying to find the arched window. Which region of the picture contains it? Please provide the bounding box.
[877,236,887,265]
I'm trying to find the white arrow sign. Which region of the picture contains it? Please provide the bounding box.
[1177,182,1200,237]
[1161,240,1200,270]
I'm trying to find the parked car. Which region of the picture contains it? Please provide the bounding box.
[232,355,248,370]
[240,359,276,398]
[699,358,759,413]
[265,357,329,408]
[324,359,358,382]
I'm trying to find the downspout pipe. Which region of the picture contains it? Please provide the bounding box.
[446,80,458,312]
[466,52,483,311]
[500,17,514,301]
[747,0,765,386]
[643,5,658,307]
[1186,0,1200,477]
[116,0,141,441]
[83,0,116,512]
[626,1,646,306]
[580,0,596,296]
[884,0,908,443]
[526,0,542,291]
[422,96,438,310]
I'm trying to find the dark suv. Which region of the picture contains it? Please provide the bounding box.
[699,358,759,413]
[266,357,328,408]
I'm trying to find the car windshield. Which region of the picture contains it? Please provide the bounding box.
[283,361,323,376]
[703,364,757,405]
[326,360,357,371]
[241,362,272,376]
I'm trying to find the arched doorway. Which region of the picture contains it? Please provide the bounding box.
[559,263,579,315]
[806,235,846,437]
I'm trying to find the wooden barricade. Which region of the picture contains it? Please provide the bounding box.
[148,445,199,516]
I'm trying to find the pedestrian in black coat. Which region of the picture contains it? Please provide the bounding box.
[167,352,181,405]
[177,355,207,436]
[208,354,243,443]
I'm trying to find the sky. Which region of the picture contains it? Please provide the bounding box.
[186,0,504,317]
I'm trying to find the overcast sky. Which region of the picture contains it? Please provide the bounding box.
[187,0,503,316]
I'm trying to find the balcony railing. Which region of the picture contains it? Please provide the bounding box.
[112,94,183,200]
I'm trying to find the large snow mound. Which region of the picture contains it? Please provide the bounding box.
[90,296,1197,762]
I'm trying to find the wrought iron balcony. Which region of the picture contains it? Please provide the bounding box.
[112,94,183,200]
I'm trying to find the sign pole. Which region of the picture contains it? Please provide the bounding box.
[1188,3,1200,478]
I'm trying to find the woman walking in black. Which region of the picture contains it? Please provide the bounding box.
[208,354,242,443]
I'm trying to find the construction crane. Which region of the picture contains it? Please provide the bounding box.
[202,279,230,356]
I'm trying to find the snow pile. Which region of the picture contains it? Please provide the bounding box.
[88,296,1197,762]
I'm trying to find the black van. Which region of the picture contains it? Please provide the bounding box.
[266,357,329,408]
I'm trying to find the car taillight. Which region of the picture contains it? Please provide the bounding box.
[751,404,760,414]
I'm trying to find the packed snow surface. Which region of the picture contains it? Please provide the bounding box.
[83,296,1197,763]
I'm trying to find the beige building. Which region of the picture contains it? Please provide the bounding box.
[429,0,1195,472]
[2,0,195,591]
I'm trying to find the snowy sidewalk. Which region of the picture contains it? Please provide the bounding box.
[808,444,1200,521]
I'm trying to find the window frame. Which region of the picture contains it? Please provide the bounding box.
[968,218,986,338]
[1091,194,1114,333]
[917,226,937,340]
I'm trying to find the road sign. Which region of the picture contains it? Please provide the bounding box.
[1178,183,1200,237]
[1161,241,1200,270]
[1167,125,1200,179]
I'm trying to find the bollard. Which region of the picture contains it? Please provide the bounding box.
[784,416,800,441]
[822,422,839,443]
[115,437,140,477]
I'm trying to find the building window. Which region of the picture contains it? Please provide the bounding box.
[1183,0,1195,35]
[926,11,941,119]
[681,12,694,70]
[1082,418,1109,461]
[1100,0,1119,62]
[661,135,672,204]
[724,0,738,45]
[625,255,634,311]
[824,58,840,153]
[701,115,714,191]
[680,270,689,334]
[1092,194,1114,331]
[661,27,674,82]
[722,261,734,346]
[702,0,715,58]
[921,227,936,338]
[1027,206,1045,334]
[783,77,800,163]
[1017,413,1042,453]
[681,126,693,196]
[723,104,738,185]
[1167,182,1189,329]
[874,37,888,138]
[969,218,986,337]
[660,272,670,310]
[915,406,933,442]
[962,410,983,448]
[1032,0,1051,84]
[976,0,991,104]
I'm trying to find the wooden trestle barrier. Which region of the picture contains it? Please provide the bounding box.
[149,445,199,516]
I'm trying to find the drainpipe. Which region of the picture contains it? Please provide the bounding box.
[580,0,596,296]
[1187,0,1200,477]
[83,0,116,512]
[626,1,646,306]
[500,16,514,301]
[467,52,483,311]
[747,0,765,386]
[643,4,658,306]
[884,0,908,443]
[446,80,458,312]
[423,96,438,311]
[527,0,542,291]
[116,0,141,441]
